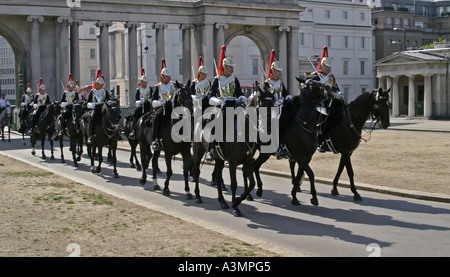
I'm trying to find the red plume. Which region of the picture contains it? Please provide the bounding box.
[141,68,145,77]
[267,49,277,79]
[66,73,73,90]
[93,69,102,86]
[317,46,329,72]
[197,56,203,79]
[160,58,166,82]
[217,45,226,76]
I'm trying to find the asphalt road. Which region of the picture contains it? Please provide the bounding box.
[1,132,449,257]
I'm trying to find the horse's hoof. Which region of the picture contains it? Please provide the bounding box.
[311,198,319,206]
[233,209,243,217]
[353,194,363,201]
[50,156,55,160]
[90,167,97,174]
[129,163,136,168]
[163,188,170,197]
[41,155,46,159]
[195,196,203,204]
[221,184,227,191]
[139,178,146,185]
[331,188,340,196]
[153,184,161,191]
[77,157,81,162]
[74,162,78,168]
[185,193,193,200]
[246,194,254,201]
[31,151,35,156]
[220,202,229,210]
[113,173,119,179]
[291,199,301,206]
[256,189,263,198]
[136,165,142,172]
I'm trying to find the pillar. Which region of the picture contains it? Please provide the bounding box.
[424,75,432,118]
[214,23,228,62]
[287,26,299,92]
[200,24,214,79]
[153,23,167,81]
[125,22,140,106]
[96,20,112,90]
[277,26,290,87]
[57,17,72,96]
[27,15,44,91]
[180,24,193,83]
[392,76,400,116]
[70,20,82,82]
[407,75,416,117]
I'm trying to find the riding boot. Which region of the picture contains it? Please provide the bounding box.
[87,121,94,144]
[275,143,289,159]
[128,119,136,140]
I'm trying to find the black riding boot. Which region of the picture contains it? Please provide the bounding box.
[205,142,215,161]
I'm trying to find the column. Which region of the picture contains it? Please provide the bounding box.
[125,22,139,106]
[392,76,400,116]
[277,26,290,87]
[27,15,44,90]
[96,20,112,90]
[57,17,72,94]
[153,23,167,81]
[180,24,193,83]
[287,26,299,92]
[200,24,214,78]
[407,75,416,117]
[214,23,228,61]
[386,76,393,113]
[424,75,432,118]
[70,20,82,82]
[109,29,116,80]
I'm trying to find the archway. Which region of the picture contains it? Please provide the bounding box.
[0,23,27,105]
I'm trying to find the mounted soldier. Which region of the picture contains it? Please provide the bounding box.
[263,49,289,159]
[86,69,111,144]
[205,45,245,161]
[18,83,34,134]
[306,46,344,153]
[190,56,211,97]
[28,78,50,134]
[75,80,85,101]
[58,73,79,137]
[150,58,177,151]
[128,68,153,140]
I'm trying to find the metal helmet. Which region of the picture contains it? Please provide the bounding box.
[38,78,46,92]
[320,57,332,68]
[222,57,234,68]
[271,61,283,72]
[198,65,208,75]
[160,67,171,77]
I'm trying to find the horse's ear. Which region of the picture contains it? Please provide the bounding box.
[187,79,191,88]
[257,85,263,94]
[262,81,270,92]
[175,80,181,89]
[386,88,391,94]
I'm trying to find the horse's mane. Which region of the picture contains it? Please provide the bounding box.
[348,91,374,112]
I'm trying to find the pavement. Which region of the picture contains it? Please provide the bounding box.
[385,117,450,133]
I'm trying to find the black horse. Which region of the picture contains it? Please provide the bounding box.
[30,102,61,159]
[194,94,258,217]
[18,103,32,144]
[137,81,194,199]
[0,105,11,142]
[80,98,121,178]
[57,101,86,166]
[313,87,391,201]
[279,78,333,206]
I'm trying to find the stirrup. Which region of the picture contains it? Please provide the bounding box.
[205,152,214,161]
[152,141,160,151]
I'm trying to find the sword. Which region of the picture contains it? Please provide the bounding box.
[213,59,218,77]
[258,62,267,81]
[306,57,325,83]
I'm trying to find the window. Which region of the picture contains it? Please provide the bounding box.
[179,58,183,75]
[343,11,348,20]
[90,49,95,59]
[299,32,304,46]
[344,36,348,48]
[326,35,331,47]
[343,60,348,75]
[90,69,96,82]
[325,10,330,19]
[360,61,365,75]
[252,58,258,75]
[361,87,367,94]
[361,37,365,49]
[360,12,365,21]
[89,28,95,35]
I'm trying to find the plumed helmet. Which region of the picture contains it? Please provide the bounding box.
[222,57,234,68]
[317,46,330,72]
[26,83,32,93]
[94,69,104,85]
[197,56,207,79]
[38,78,46,92]
[271,61,283,72]
[74,80,81,93]
[161,67,171,77]
[320,57,332,68]
[140,68,148,83]
[198,65,208,75]
[66,73,75,89]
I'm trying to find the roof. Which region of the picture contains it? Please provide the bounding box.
[374,48,450,66]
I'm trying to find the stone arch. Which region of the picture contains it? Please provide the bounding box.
[0,22,27,104]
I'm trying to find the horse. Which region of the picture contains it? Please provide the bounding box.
[137,81,194,200]
[278,78,333,206]
[80,98,121,178]
[0,105,12,142]
[311,87,391,201]
[57,101,86,166]
[193,93,258,217]
[18,103,32,144]
[30,102,61,159]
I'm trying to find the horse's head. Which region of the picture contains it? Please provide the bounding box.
[174,80,193,113]
[370,87,390,129]
[104,98,121,130]
[297,77,330,103]
[72,102,85,126]
[254,82,276,108]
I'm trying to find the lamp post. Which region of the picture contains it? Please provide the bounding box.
[140,34,152,69]
[392,40,402,52]
[393,28,406,51]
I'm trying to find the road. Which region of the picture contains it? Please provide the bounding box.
[1,132,450,257]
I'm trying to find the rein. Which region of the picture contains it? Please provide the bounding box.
[102,105,119,139]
